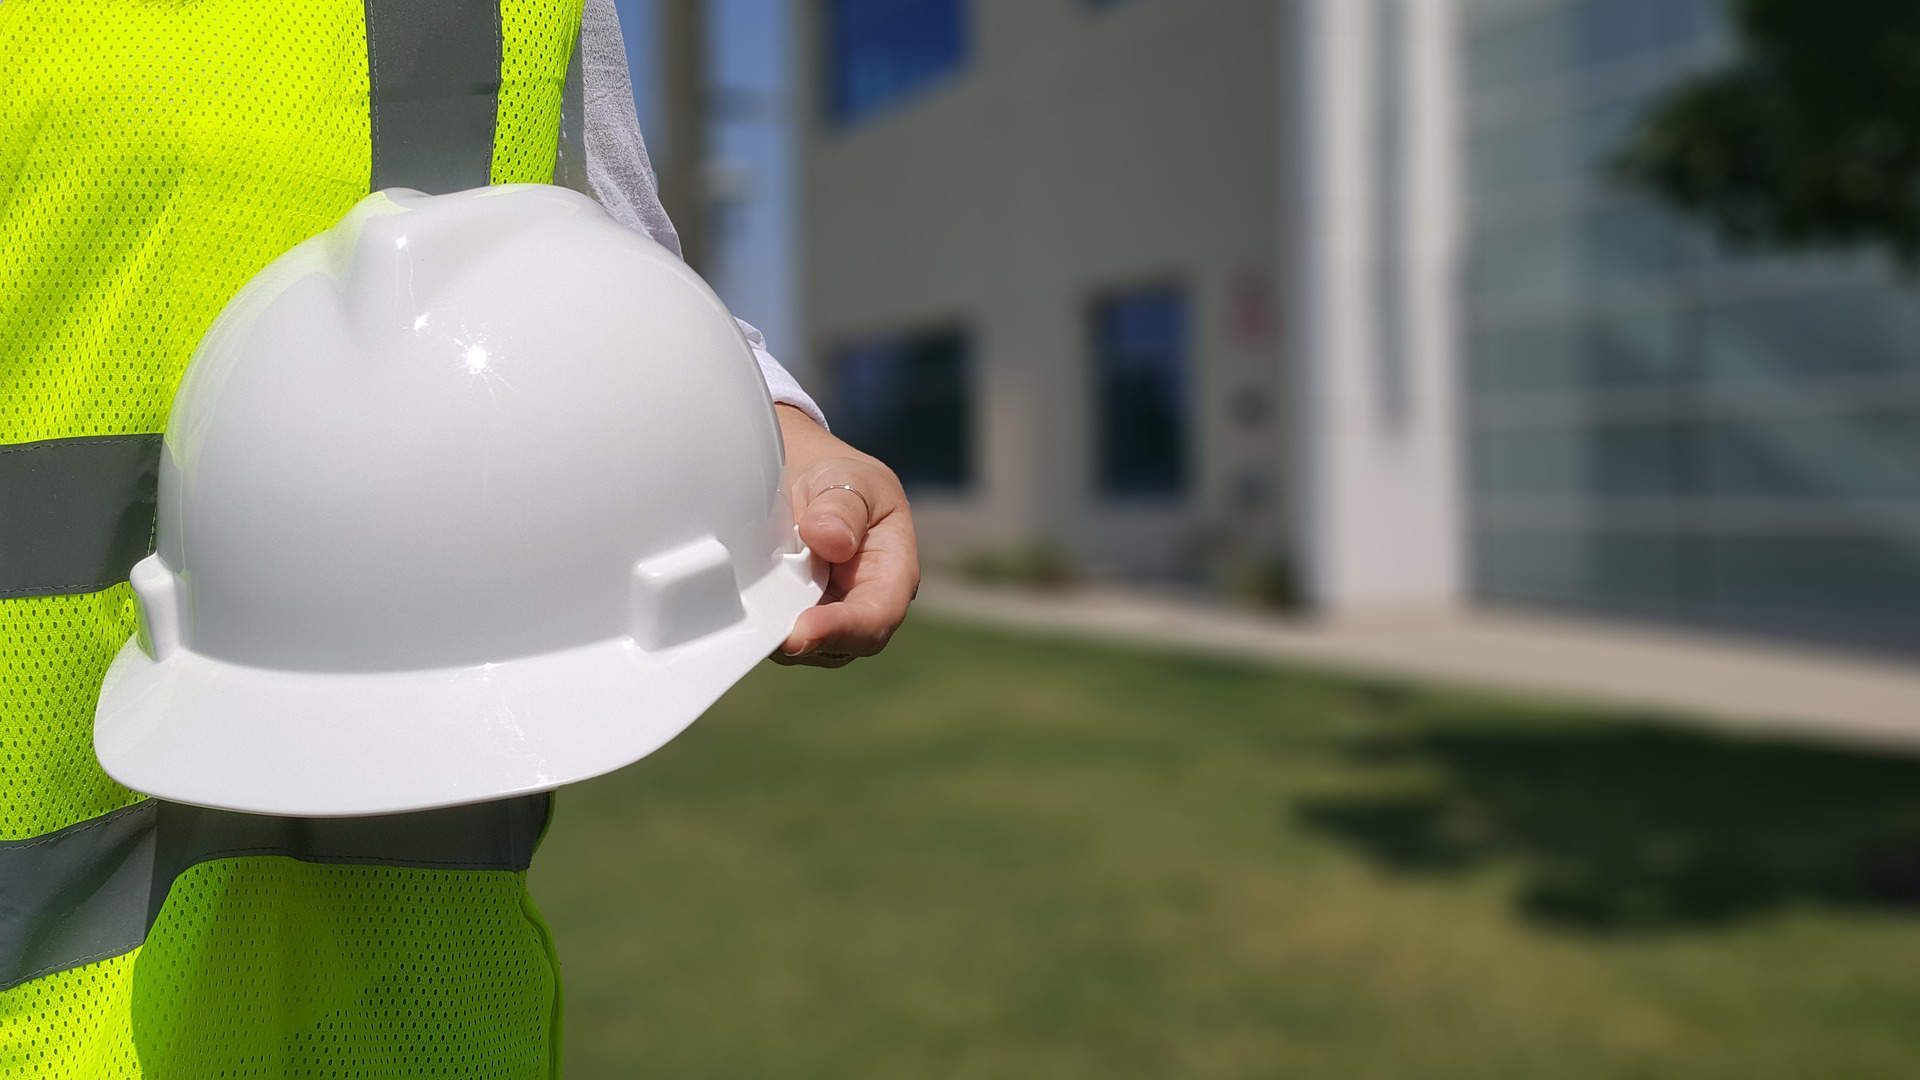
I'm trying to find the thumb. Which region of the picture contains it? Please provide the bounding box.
[795,475,871,564]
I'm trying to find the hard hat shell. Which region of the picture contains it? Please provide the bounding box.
[94,185,826,817]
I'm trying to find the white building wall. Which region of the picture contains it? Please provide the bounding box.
[799,0,1285,581]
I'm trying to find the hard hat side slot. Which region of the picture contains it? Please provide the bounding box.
[129,554,185,662]
[629,537,745,651]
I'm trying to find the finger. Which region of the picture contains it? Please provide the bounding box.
[782,541,917,659]
[791,606,877,656]
[779,583,903,660]
[796,485,870,564]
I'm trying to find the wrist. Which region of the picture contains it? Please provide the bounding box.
[777,403,876,472]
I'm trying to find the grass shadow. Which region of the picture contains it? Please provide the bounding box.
[1296,714,1920,934]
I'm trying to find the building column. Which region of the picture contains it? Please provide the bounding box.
[1283,0,1464,615]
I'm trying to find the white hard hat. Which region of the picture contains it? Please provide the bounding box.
[94,185,825,817]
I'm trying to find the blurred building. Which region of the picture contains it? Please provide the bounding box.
[794,0,1920,651]
[1464,0,1920,651]
[795,0,1456,610]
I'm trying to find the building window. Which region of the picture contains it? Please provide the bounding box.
[833,326,973,490]
[824,0,968,126]
[1093,286,1190,498]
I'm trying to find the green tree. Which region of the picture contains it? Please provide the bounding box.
[1616,0,1920,263]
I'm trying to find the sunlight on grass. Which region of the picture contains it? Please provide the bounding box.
[533,618,1920,1079]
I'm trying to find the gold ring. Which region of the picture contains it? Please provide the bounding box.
[822,482,871,520]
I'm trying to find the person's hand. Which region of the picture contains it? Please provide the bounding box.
[772,405,919,667]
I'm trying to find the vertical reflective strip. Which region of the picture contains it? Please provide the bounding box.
[364,0,503,192]
[0,802,156,992]
[551,20,591,194]
[0,435,160,598]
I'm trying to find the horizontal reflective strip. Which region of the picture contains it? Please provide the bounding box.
[149,795,552,923]
[365,0,502,193]
[0,796,549,989]
[0,434,160,598]
[0,802,156,992]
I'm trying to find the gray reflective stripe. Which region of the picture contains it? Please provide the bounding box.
[148,795,552,923]
[0,802,156,992]
[551,20,591,195]
[0,796,548,989]
[0,434,159,599]
[365,0,503,193]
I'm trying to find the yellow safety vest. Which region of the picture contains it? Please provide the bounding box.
[0,1,586,1074]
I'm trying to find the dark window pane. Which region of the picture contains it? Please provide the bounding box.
[1469,198,1682,300]
[1700,286,1920,383]
[1468,90,1651,194]
[1704,409,1920,501]
[1094,287,1190,498]
[1472,527,1686,615]
[826,0,968,126]
[833,327,972,490]
[1473,419,1687,498]
[1708,535,1920,624]
[1467,0,1724,96]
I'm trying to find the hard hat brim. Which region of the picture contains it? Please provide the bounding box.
[93,554,827,817]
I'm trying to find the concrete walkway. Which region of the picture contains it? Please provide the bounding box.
[917,579,1920,753]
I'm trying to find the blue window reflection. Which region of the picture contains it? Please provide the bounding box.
[1094,287,1190,498]
[826,0,969,126]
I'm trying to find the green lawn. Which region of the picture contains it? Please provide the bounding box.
[532,617,1920,1079]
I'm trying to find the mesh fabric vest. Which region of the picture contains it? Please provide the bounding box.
[0,0,587,1074]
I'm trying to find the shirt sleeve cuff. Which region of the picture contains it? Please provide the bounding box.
[738,318,827,429]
